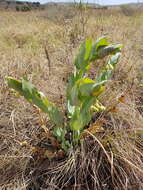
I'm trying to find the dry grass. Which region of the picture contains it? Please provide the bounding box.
[0,7,143,190]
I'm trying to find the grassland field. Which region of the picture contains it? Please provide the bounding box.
[0,6,143,190]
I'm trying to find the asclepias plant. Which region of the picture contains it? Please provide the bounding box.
[7,36,122,153]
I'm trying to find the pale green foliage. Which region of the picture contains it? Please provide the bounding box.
[7,36,122,152]
[67,37,122,143]
[7,77,64,127]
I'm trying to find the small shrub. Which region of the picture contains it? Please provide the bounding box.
[7,37,122,154]
[21,3,31,12]
[34,2,40,7]
[16,1,23,5]
[16,6,20,12]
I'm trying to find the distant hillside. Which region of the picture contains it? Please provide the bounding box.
[107,2,143,8]
[126,2,143,7]
[0,1,143,12]
[0,0,43,11]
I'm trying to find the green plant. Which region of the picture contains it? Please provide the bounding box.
[16,6,20,12]
[7,37,122,154]
[21,3,31,12]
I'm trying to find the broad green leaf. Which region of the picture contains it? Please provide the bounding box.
[80,97,94,126]
[67,100,75,116]
[75,39,92,70]
[84,40,92,60]
[70,85,79,106]
[70,107,83,131]
[79,83,93,97]
[7,77,23,95]
[78,78,94,97]
[91,81,106,97]
[92,85,105,97]
[98,44,122,59]
[70,118,83,131]
[90,37,122,61]
[67,71,84,101]
[70,97,94,131]
[21,78,36,102]
[90,36,109,61]
[94,36,109,51]
[68,77,95,106]
[77,77,95,85]
[7,77,64,127]
[108,52,121,67]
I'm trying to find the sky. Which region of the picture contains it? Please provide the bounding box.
[21,0,140,5]
[37,0,139,5]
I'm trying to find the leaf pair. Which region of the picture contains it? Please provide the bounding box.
[7,77,64,127]
[74,36,122,72]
